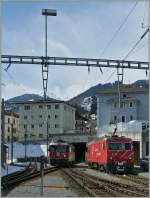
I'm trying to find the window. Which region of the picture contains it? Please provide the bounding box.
[13,119,15,124]
[129,102,133,107]
[39,115,42,118]
[146,142,149,156]
[114,102,117,108]
[130,115,133,121]
[122,116,125,122]
[55,104,59,109]
[24,105,30,110]
[24,124,27,129]
[24,115,27,119]
[47,105,51,109]
[121,102,125,108]
[114,115,117,122]
[124,143,131,150]
[31,124,34,128]
[48,115,50,119]
[55,124,59,128]
[48,124,50,128]
[13,128,16,133]
[39,134,43,138]
[31,115,34,119]
[7,136,10,142]
[39,105,43,109]
[123,94,127,98]
[8,118,10,123]
[55,115,58,119]
[108,142,122,150]
[39,124,42,128]
[8,127,10,132]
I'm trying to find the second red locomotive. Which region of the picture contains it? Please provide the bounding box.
[48,140,75,167]
[86,135,134,173]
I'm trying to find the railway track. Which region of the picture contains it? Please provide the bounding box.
[2,164,149,197]
[114,174,149,187]
[2,164,58,191]
[66,168,148,197]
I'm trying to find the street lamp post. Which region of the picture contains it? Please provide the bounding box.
[11,123,14,164]
[42,9,57,158]
[25,125,27,162]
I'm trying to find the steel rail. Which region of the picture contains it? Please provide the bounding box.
[2,166,58,190]
[1,55,149,70]
[115,174,149,187]
[61,168,99,197]
[70,169,148,197]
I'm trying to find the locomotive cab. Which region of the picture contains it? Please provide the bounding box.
[107,139,134,173]
[48,141,75,167]
[86,135,134,173]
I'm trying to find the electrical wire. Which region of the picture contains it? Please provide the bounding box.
[141,0,148,28]
[98,0,139,77]
[103,27,149,84]
[99,0,139,59]
[122,28,149,60]
[104,69,116,84]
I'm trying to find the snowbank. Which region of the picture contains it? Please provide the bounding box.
[1,164,25,177]
[6,143,47,162]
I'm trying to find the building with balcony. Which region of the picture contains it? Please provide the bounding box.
[96,84,149,159]
[96,84,148,128]
[4,111,20,142]
[17,99,75,141]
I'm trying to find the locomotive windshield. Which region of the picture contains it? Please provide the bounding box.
[108,142,122,150]
[124,143,131,150]
[49,145,69,152]
[108,142,132,150]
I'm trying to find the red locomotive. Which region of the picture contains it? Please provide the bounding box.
[86,135,134,173]
[48,140,75,166]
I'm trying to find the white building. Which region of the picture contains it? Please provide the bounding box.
[96,84,149,159]
[17,99,75,141]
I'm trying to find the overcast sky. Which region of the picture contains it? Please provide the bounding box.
[2,0,149,100]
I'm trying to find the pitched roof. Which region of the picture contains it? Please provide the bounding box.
[16,99,75,109]
[96,84,148,95]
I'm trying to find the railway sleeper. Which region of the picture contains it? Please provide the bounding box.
[71,169,148,196]
[62,169,98,197]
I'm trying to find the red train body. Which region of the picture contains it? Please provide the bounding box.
[48,140,75,166]
[86,135,134,173]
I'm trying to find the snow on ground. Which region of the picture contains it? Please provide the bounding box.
[6,142,47,162]
[1,164,25,177]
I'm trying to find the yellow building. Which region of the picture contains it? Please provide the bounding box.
[4,111,20,142]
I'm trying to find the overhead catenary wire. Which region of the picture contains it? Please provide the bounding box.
[99,1,139,58]
[123,28,149,60]
[103,28,149,84]
[98,0,139,77]
[141,0,148,28]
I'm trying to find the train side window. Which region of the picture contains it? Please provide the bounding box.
[124,143,131,150]
[49,146,55,151]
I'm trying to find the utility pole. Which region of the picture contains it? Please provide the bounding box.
[25,125,27,162]
[46,122,49,157]
[1,98,5,167]
[42,9,57,158]
[11,123,14,164]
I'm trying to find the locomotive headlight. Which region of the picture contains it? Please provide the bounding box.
[129,157,132,160]
[109,156,112,160]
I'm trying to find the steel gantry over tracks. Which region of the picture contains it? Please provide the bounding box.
[1,54,149,70]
